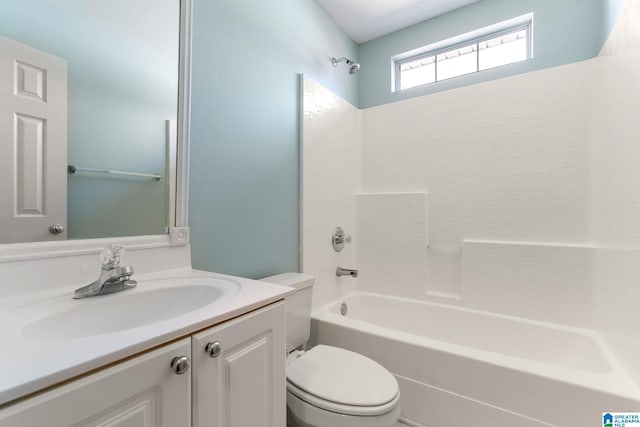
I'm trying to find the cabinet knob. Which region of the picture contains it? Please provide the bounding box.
[205,341,222,358]
[170,356,191,375]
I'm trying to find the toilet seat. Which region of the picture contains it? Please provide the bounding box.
[286,345,399,416]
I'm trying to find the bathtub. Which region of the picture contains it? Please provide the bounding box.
[311,292,640,427]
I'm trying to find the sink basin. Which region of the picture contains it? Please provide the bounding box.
[21,277,240,339]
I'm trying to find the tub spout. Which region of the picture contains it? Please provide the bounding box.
[336,267,358,278]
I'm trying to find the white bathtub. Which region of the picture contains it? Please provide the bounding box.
[311,292,640,427]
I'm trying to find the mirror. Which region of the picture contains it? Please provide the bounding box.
[0,0,181,243]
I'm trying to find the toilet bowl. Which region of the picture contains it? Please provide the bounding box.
[261,273,401,427]
[286,345,400,427]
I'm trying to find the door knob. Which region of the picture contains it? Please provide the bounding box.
[49,224,65,235]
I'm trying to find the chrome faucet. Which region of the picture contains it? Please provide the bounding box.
[336,267,358,278]
[73,244,137,299]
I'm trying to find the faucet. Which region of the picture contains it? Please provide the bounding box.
[73,244,137,299]
[336,267,358,278]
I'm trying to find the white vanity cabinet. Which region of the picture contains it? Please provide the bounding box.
[0,301,286,427]
[192,302,286,427]
[0,338,192,427]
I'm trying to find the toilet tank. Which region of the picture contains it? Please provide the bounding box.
[261,273,314,352]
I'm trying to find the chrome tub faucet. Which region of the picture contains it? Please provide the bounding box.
[73,244,137,299]
[336,267,358,278]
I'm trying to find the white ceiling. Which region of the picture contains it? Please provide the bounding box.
[317,0,482,44]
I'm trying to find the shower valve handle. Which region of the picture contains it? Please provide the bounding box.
[332,227,352,252]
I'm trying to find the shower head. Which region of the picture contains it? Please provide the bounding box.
[331,57,361,75]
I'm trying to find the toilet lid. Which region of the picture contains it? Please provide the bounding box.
[286,345,398,408]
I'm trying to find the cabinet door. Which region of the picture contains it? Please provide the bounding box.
[192,302,286,427]
[0,338,191,427]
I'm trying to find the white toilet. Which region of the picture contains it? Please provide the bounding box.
[262,273,401,427]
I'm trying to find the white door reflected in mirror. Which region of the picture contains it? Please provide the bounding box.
[0,37,67,243]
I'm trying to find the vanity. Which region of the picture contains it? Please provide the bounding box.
[0,242,292,426]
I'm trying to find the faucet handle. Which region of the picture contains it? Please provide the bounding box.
[332,227,352,252]
[101,244,126,269]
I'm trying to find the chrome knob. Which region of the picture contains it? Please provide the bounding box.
[332,227,352,252]
[205,341,222,358]
[170,356,191,375]
[49,224,65,235]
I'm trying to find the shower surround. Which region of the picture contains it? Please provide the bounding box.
[301,1,640,424]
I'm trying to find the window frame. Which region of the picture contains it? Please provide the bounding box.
[393,16,533,92]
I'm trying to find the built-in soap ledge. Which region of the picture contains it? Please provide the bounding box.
[463,239,596,249]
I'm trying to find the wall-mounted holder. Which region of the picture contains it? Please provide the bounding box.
[332,227,352,252]
[68,164,161,180]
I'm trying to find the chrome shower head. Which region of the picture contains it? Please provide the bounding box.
[331,57,360,75]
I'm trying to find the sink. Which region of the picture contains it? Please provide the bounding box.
[20,277,240,339]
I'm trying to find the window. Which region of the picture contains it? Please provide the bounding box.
[394,16,532,92]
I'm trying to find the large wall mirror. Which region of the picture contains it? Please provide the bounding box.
[0,0,186,244]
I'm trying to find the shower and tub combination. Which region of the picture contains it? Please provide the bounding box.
[301,16,640,422]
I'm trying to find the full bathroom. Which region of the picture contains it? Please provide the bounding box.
[0,0,639,426]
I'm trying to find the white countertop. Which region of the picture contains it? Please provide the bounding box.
[0,267,293,406]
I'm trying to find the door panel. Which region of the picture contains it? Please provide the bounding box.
[192,302,286,427]
[0,339,191,427]
[0,36,67,242]
[15,114,45,216]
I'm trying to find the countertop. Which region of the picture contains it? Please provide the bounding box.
[0,267,293,406]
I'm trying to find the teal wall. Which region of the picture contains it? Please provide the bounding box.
[0,1,177,239]
[358,0,610,108]
[189,0,357,278]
